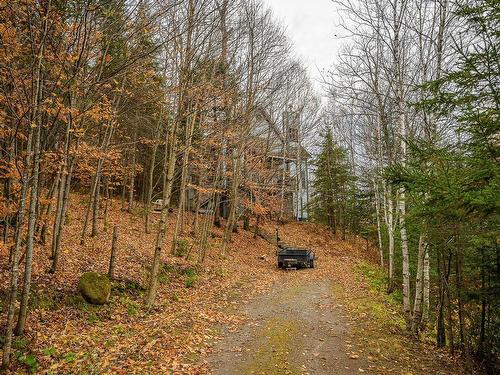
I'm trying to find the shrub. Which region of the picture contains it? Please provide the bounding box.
[184,267,197,288]
[174,239,190,257]
[16,353,38,373]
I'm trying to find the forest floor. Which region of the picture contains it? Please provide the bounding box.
[0,195,475,374]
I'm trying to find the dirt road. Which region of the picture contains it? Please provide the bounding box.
[207,273,372,374]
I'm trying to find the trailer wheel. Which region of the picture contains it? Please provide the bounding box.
[278,262,283,268]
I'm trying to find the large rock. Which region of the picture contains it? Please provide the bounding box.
[78,272,111,305]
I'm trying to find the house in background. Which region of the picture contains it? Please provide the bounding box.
[185,105,311,222]
[249,106,310,221]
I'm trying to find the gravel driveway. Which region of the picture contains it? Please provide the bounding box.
[207,275,371,374]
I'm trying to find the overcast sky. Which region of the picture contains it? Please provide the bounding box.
[263,0,343,94]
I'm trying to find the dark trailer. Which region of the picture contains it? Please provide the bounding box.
[277,245,315,269]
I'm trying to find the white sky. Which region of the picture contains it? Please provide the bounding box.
[263,0,343,95]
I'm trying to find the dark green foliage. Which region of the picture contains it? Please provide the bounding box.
[390,0,499,371]
[12,338,28,350]
[11,338,37,372]
[64,351,76,363]
[113,279,146,298]
[184,267,197,288]
[310,128,358,236]
[42,346,57,357]
[15,352,38,373]
[174,239,190,257]
[357,262,403,305]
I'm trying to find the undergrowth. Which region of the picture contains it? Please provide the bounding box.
[356,261,403,306]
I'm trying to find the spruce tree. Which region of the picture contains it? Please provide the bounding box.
[311,128,356,237]
[389,0,499,367]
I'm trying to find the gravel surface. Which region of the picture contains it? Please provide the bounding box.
[208,274,371,374]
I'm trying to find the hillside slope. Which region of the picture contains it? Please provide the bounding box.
[0,196,473,374]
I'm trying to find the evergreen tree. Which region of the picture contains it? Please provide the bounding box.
[390,0,499,369]
[311,128,356,238]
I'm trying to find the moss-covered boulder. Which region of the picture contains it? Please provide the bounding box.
[78,272,111,305]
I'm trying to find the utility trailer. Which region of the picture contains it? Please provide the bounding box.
[277,244,315,269]
[274,230,315,269]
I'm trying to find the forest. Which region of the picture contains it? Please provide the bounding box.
[321,0,499,372]
[0,0,498,373]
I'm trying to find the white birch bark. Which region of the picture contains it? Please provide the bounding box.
[422,246,430,326]
[383,182,396,292]
[374,178,384,267]
[412,233,427,334]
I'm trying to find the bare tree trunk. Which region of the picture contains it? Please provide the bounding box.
[50,155,74,273]
[456,245,465,348]
[145,117,162,233]
[108,225,119,279]
[146,119,178,308]
[50,96,80,271]
[477,247,486,357]
[121,177,127,209]
[305,158,310,220]
[279,111,288,222]
[192,190,201,236]
[50,29,75,272]
[197,210,213,264]
[223,148,240,244]
[171,108,196,254]
[2,6,51,358]
[51,168,66,259]
[39,167,61,244]
[437,249,447,347]
[295,116,303,220]
[445,280,455,352]
[374,100,385,268]
[198,156,222,264]
[253,214,261,239]
[128,124,138,213]
[2,130,32,367]
[2,141,14,244]
[81,172,96,243]
[91,173,101,237]
[213,192,222,227]
[393,1,411,325]
[224,15,256,243]
[398,160,411,328]
[103,177,110,231]
[445,250,454,353]
[243,211,250,231]
[3,34,41,370]
[374,178,384,267]
[15,74,44,335]
[81,77,125,244]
